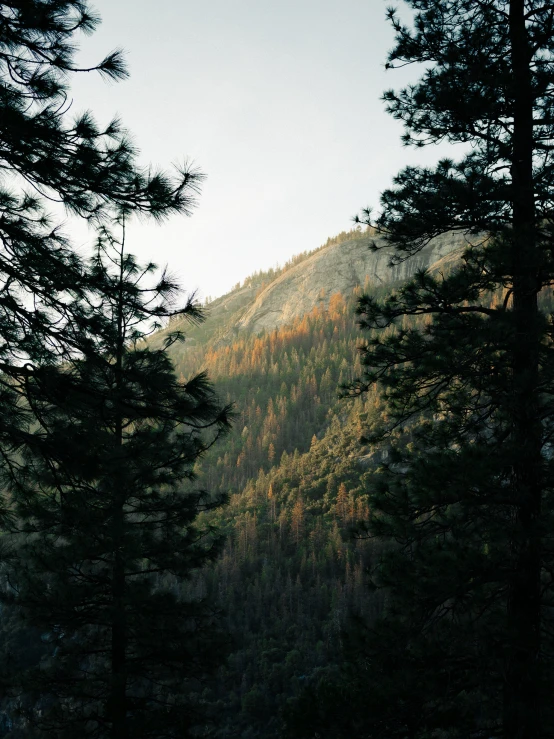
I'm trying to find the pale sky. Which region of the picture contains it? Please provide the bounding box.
[67,0,463,300]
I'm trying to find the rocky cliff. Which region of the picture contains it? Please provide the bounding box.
[234,229,473,334]
[160,229,477,353]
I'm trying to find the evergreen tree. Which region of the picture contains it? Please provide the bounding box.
[3,224,231,738]
[287,1,554,737]
[0,0,201,474]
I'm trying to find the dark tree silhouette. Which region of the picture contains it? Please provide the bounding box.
[0,0,202,466]
[4,224,231,738]
[0,4,232,735]
[286,1,554,737]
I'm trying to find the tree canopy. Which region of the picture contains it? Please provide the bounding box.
[287,2,554,737]
[0,4,232,735]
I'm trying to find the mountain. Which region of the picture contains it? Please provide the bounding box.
[159,228,472,737]
[235,229,466,334]
[162,227,469,347]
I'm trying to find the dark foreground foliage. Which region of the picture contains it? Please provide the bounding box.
[0,3,231,736]
[286,1,554,737]
[2,229,231,737]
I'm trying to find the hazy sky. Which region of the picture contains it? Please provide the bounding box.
[68,0,462,300]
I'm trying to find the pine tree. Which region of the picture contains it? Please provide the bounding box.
[0,1,201,475]
[286,2,554,737]
[3,224,231,738]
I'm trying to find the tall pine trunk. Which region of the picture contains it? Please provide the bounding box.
[109,249,128,739]
[505,1,542,735]
[110,500,127,739]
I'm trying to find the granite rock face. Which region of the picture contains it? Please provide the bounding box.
[236,230,475,334]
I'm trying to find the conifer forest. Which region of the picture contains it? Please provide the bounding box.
[3,0,554,737]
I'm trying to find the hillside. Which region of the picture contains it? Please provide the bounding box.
[235,229,466,334]
[157,227,470,351]
[162,228,473,737]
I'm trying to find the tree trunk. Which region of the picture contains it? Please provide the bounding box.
[109,247,128,738]
[110,502,127,739]
[504,1,542,736]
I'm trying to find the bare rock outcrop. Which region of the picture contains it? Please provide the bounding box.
[236,230,474,334]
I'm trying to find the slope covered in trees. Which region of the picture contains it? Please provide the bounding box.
[161,220,554,736]
[184,295,378,738]
[152,232,468,737]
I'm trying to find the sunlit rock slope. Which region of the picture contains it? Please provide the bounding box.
[235,230,472,334]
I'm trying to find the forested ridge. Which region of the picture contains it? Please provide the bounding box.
[155,244,554,736]
[172,257,384,738]
[152,236,484,737]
